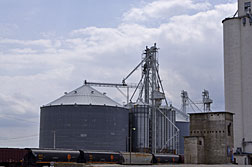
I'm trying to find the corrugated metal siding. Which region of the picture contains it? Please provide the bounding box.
[175,121,190,155]
[130,105,150,152]
[130,105,177,153]
[39,105,129,151]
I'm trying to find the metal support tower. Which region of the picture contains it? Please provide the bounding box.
[181,90,189,113]
[202,89,213,112]
[180,89,213,113]
[145,44,159,153]
[123,43,179,154]
[84,80,139,104]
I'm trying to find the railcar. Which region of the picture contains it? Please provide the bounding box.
[0,147,183,166]
[153,153,180,163]
[0,148,29,167]
[23,149,82,167]
[83,150,122,164]
[120,152,153,165]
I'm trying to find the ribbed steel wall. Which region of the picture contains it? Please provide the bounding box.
[129,105,150,152]
[175,121,189,154]
[129,105,176,153]
[39,105,129,151]
[157,108,176,153]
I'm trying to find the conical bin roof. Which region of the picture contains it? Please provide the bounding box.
[45,84,121,107]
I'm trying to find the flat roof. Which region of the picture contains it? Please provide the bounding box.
[188,111,234,115]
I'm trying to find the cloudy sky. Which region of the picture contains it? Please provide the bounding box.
[0,0,236,147]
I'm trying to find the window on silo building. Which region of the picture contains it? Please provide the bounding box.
[245,2,251,12]
[228,123,231,136]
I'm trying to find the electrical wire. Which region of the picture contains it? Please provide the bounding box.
[0,134,39,141]
[0,113,38,124]
[188,98,202,112]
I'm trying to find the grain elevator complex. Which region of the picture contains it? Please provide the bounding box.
[1,0,252,166]
[36,0,252,165]
[39,43,185,159]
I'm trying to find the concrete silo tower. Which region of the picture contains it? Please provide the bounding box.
[223,0,252,155]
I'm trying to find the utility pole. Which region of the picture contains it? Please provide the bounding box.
[53,130,56,149]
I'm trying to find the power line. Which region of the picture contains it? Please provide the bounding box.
[0,113,38,124]
[0,134,39,141]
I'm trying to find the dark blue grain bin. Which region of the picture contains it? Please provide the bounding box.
[39,84,129,151]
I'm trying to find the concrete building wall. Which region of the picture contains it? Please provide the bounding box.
[186,112,233,164]
[223,0,252,153]
[240,11,252,153]
[184,136,205,164]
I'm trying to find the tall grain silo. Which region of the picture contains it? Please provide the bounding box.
[223,0,252,155]
[129,102,176,153]
[39,84,129,151]
[156,107,176,153]
[129,102,150,152]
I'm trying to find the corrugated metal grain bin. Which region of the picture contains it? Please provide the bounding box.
[157,107,176,153]
[129,103,176,153]
[129,102,150,152]
[39,84,129,152]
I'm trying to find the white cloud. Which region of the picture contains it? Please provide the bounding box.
[9,48,37,54]
[123,0,211,23]
[0,38,60,48]
[0,93,34,115]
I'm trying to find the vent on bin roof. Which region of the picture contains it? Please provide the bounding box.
[46,84,121,107]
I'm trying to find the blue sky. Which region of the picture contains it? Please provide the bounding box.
[0,0,236,147]
[0,0,235,39]
[0,0,150,39]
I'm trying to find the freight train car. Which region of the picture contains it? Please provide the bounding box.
[120,152,152,165]
[153,153,180,164]
[83,151,121,164]
[23,149,83,167]
[23,149,122,166]
[0,148,29,167]
[0,148,182,166]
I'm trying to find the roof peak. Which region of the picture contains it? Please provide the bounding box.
[45,84,122,107]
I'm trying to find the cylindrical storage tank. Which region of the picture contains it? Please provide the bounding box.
[156,107,176,153]
[223,3,252,153]
[129,102,150,152]
[129,103,177,153]
[39,84,129,151]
